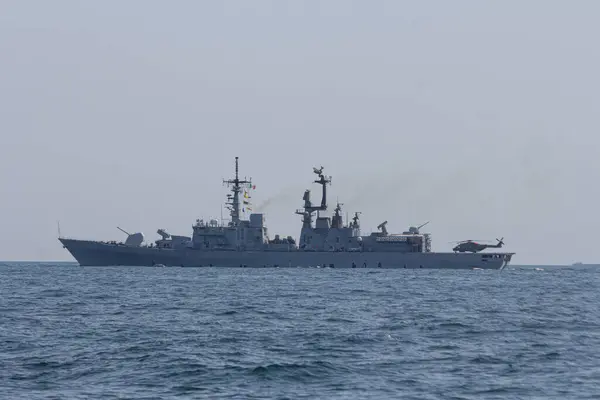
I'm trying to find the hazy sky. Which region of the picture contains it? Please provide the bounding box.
[1,1,599,264]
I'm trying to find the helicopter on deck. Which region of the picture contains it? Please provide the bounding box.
[451,237,504,253]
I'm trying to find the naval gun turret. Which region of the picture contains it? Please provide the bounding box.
[117,227,144,247]
[404,221,430,235]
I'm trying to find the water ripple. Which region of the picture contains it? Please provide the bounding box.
[1,263,600,399]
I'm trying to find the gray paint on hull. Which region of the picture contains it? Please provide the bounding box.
[60,238,513,270]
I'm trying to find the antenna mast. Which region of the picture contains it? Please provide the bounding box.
[223,157,251,226]
[313,166,331,211]
[295,166,332,226]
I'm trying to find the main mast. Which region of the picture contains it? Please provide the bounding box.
[223,157,251,226]
[295,166,331,227]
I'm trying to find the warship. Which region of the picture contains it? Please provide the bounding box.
[59,157,514,269]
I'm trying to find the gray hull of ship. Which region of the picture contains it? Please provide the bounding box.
[59,238,514,270]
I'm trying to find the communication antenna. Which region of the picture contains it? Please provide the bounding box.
[223,156,251,226]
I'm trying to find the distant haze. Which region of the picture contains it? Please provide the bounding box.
[1,1,599,264]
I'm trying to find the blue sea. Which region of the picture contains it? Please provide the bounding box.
[1,262,599,399]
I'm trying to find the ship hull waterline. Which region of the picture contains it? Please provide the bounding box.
[60,238,513,270]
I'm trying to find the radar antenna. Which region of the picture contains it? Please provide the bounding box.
[351,211,362,228]
[377,220,388,235]
[334,202,343,216]
[331,201,345,228]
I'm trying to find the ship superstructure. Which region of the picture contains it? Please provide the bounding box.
[59,157,514,269]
